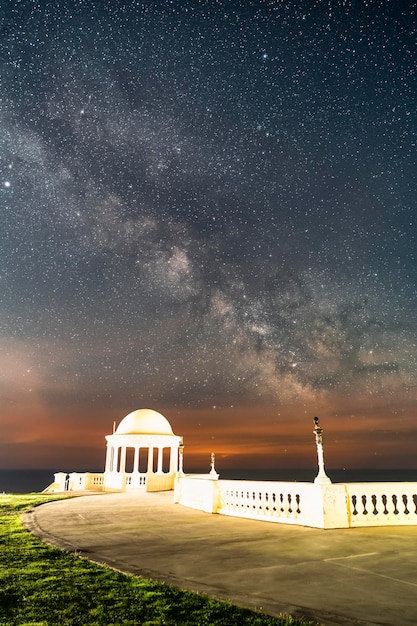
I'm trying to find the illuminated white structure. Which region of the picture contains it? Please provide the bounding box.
[104,409,182,492]
[51,408,182,494]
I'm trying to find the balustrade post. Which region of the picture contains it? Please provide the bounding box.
[313,416,331,484]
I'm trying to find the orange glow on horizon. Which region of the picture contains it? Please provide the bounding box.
[1,391,417,471]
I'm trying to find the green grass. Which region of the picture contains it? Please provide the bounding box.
[0,494,314,626]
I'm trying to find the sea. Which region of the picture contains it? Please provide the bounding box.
[1,468,417,494]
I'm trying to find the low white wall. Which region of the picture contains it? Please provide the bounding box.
[146,473,175,492]
[175,476,417,528]
[174,474,219,513]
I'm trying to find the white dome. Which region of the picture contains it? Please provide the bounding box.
[115,409,174,436]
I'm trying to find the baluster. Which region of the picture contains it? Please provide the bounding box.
[287,493,292,514]
[361,494,368,515]
[272,493,277,513]
[392,494,399,515]
[382,494,388,514]
[402,494,409,515]
[259,491,263,512]
[265,492,269,512]
[296,494,301,514]
[371,494,378,515]
[252,491,256,510]
[413,494,417,515]
[280,493,284,513]
[352,494,358,515]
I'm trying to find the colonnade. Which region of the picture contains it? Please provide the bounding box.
[104,443,178,475]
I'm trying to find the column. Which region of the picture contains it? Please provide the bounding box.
[169,445,177,473]
[104,445,111,473]
[147,446,153,474]
[133,446,139,473]
[157,446,163,473]
[120,446,127,474]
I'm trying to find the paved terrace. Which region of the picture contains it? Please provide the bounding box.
[24,491,417,626]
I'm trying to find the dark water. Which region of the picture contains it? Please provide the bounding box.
[192,467,417,484]
[0,469,99,494]
[2,468,417,494]
[0,470,56,494]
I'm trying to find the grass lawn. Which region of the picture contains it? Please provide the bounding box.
[0,494,315,626]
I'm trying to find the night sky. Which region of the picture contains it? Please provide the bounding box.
[1,1,416,472]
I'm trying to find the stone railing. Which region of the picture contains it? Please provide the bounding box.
[174,475,349,528]
[48,472,105,492]
[217,479,311,525]
[174,475,417,529]
[48,470,174,493]
[345,482,417,526]
[85,473,105,489]
[125,473,147,489]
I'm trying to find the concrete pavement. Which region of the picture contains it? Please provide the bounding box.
[24,491,417,626]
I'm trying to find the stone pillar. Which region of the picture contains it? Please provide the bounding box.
[169,445,177,473]
[104,445,112,473]
[147,446,153,474]
[120,446,127,474]
[53,472,67,491]
[157,446,163,473]
[133,446,139,473]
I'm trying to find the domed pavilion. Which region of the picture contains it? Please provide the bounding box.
[104,408,182,492]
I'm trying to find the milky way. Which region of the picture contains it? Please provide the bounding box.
[1,1,416,469]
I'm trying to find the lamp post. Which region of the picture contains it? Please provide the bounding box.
[178,437,184,476]
[313,416,331,484]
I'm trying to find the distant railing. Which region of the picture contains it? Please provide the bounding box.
[174,475,417,528]
[345,483,417,526]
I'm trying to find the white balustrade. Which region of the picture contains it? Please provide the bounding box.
[174,476,417,528]
[216,480,307,524]
[345,483,417,526]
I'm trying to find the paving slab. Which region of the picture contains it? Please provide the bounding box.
[24,491,417,626]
